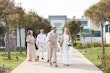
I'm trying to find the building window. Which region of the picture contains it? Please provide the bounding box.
[54,23,62,28]
[105,25,108,32]
[93,31,101,37]
[83,29,101,37]
[80,21,88,26]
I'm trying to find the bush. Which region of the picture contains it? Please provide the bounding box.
[85,44,91,48]
[75,42,83,49]
[104,44,110,47]
[103,55,110,73]
[92,42,101,47]
[104,67,110,73]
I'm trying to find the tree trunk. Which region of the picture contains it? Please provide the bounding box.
[6,25,11,60]
[91,35,92,54]
[101,22,106,67]
[101,22,105,54]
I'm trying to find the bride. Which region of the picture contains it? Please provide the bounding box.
[61,28,72,66]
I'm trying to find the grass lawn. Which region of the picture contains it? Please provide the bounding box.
[0,49,26,72]
[77,47,110,67]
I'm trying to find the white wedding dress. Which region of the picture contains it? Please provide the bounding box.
[62,34,71,65]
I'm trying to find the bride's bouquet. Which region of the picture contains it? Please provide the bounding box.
[66,41,72,48]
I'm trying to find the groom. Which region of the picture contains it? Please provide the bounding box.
[47,27,58,67]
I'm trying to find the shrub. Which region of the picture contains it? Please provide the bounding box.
[104,44,110,47]
[75,42,83,49]
[85,44,91,48]
[92,42,101,47]
[104,55,110,73]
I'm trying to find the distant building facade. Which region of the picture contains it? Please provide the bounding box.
[48,15,104,43]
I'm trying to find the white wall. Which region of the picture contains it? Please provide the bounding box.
[106,32,110,44]
[80,37,102,44]
[17,28,25,47]
[50,19,65,38]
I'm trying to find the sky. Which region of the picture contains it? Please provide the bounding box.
[14,0,100,18]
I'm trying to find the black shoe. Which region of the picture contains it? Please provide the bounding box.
[35,59,38,61]
[28,60,32,61]
[53,61,56,63]
[55,65,58,67]
[37,56,39,60]
[47,60,49,62]
[42,58,44,60]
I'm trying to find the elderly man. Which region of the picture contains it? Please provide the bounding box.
[36,29,46,60]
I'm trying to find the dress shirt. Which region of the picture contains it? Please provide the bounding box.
[36,34,46,45]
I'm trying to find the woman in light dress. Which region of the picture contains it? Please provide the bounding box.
[26,30,37,61]
[9,31,17,51]
[61,28,72,66]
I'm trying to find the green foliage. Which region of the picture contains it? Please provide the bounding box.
[81,32,86,38]
[0,0,51,33]
[85,0,110,24]
[73,42,83,49]
[0,50,26,71]
[78,47,110,68]
[102,55,110,73]
[63,19,81,41]
[84,0,110,55]
[25,12,51,34]
[104,44,110,47]
[74,42,103,49]
[89,29,95,36]
[0,26,6,34]
[85,44,91,48]
[92,42,101,47]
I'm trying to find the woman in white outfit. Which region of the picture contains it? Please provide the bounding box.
[61,28,72,66]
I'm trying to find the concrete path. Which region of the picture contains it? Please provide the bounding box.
[11,47,103,73]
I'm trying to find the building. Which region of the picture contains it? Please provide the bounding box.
[48,15,67,38]
[48,15,103,43]
[0,15,110,48]
[105,23,110,44]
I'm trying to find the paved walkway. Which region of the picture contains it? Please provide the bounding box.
[11,47,103,73]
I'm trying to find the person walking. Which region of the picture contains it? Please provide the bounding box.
[26,30,37,61]
[36,29,46,60]
[47,27,58,67]
[60,28,72,66]
[9,31,17,51]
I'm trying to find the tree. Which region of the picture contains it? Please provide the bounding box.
[81,32,86,48]
[63,19,81,43]
[24,11,51,35]
[0,0,25,59]
[85,0,110,67]
[89,29,94,53]
[0,0,16,59]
